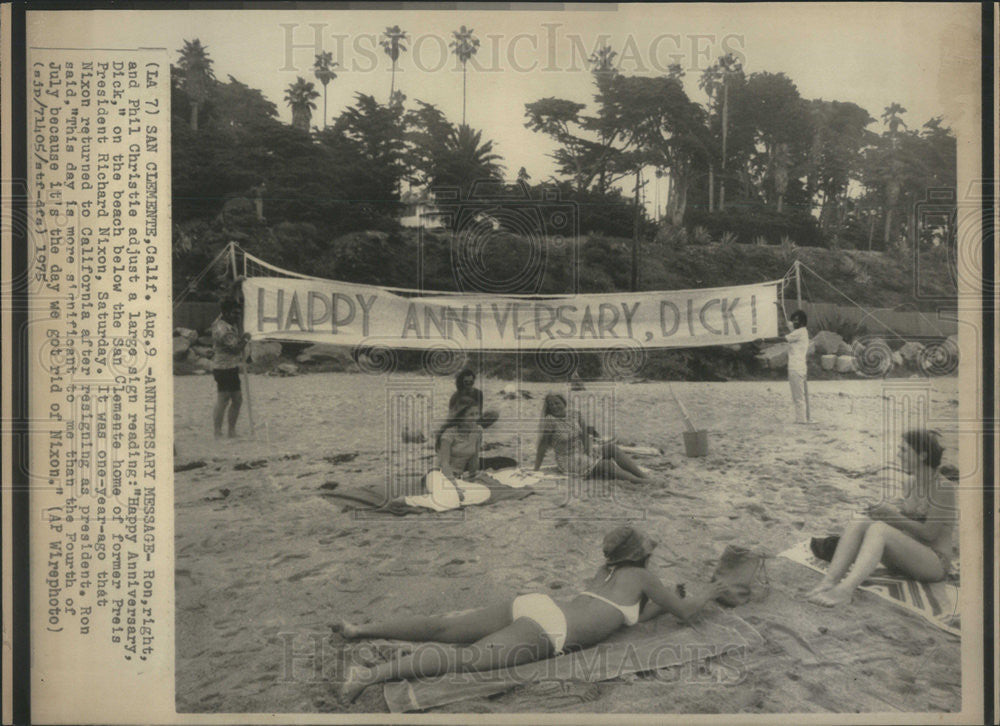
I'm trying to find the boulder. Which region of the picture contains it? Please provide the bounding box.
[820,354,837,371]
[277,362,298,376]
[296,343,353,369]
[835,354,855,373]
[250,340,282,362]
[756,343,788,369]
[810,330,850,356]
[852,338,892,377]
[173,336,192,359]
[891,351,904,368]
[197,335,214,347]
[192,345,214,359]
[897,341,925,368]
[174,327,199,343]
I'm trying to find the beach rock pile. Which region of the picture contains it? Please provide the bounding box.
[756,331,958,378]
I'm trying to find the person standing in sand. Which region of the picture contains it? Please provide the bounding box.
[534,393,651,483]
[211,298,251,439]
[448,367,499,429]
[784,310,810,423]
[335,526,728,703]
[806,428,956,607]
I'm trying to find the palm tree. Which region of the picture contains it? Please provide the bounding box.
[176,39,215,132]
[284,77,320,132]
[380,26,410,102]
[880,103,908,247]
[449,25,480,125]
[433,124,505,192]
[313,52,338,130]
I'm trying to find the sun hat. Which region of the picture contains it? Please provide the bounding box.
[603,526,657,566]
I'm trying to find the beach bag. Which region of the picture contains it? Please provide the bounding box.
[710,545,769,607]
[809,535,840,563]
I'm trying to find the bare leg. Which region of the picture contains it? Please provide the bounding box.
[806,518,872,598]
[602,443,649,478]
[335,602,511,644]
[812,523,945,607]
[339,619,549,704]
[227,390,243,437]
[213,392,231,438]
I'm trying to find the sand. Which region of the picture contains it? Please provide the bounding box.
[173,372,961,714]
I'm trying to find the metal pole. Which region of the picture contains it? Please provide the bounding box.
[632,169,641,291]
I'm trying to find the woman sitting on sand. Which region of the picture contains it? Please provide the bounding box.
[422,402,496,509]
[336,526,728,703]
[806,428,956,607]
[534,393,651,483]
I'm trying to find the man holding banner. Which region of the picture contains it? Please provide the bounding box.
[785,310,810,424]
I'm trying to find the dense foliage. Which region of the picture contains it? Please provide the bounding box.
[171,38,957,302]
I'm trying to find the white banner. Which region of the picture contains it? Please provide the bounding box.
[243,276,781,350]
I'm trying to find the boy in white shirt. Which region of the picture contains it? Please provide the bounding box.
[784,310,810,423]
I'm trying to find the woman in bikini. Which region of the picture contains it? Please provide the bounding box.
[421,402,502,509]
[534,393,652,483]
[806,428,956,607]
[336,526,728,703]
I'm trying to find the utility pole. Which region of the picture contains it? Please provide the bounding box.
[632,169,642,291]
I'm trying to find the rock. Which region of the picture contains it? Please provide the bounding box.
[820,354,837,371]
[891,351,904,368]
[835,354,855,373]
[897,341,926,368]
[250,340,282,362]
[173,336,192,359]
[174,327,199,343]
[810,330,848,356]
[192,345,214,358]
[296,343,353,369]
[276,362,298,376]
[756,343,788,369]
[197,335,214,347]
[853,338,892,377]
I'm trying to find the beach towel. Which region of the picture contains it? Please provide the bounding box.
[395,468,555,514]
[380,609,762,712]
[779,539,960,636]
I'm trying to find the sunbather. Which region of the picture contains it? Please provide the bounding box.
[335,526,727,703]
[423,402,497,507]
[534,393,651,482]
[806,428,956,607]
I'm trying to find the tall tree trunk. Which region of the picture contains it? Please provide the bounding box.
[190,101,199,132]
[719,78,729,211]
[462,63,467,126]
[631,170,641,291]
[390,61,396,101]
[883,208,894,248]
[322,87,328,130]
[708,165,714,213]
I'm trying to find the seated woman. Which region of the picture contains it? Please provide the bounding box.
[534,393,652,483]
[449,367,499,429]
[806,428,956,607]
[336,526,728,703]
[419,402,495,510]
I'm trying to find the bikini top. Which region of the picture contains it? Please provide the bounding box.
[579,591,641,626]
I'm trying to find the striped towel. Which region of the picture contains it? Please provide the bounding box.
[779,539,960,637]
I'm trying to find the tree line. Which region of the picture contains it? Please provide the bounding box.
[172,32,956,298]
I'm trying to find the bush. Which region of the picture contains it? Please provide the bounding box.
[685,206,824,247]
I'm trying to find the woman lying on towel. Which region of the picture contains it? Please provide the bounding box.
[421,402,500,509]
[806,428,956,607]
[534,393,651,483]
[336,526,728,703]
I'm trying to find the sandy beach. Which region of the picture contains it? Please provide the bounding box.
[173,372,961,714]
